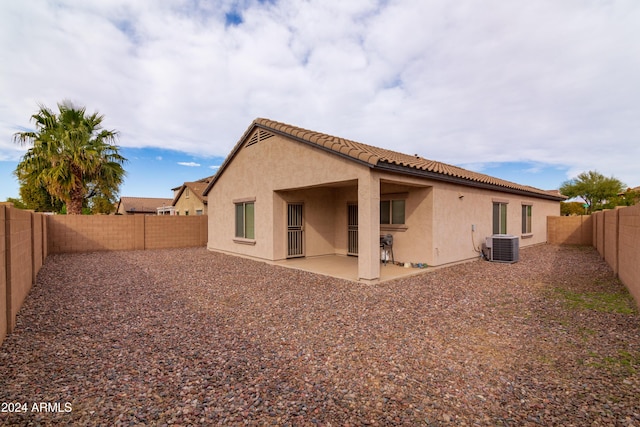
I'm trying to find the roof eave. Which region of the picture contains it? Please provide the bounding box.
[374,162,566,201]
[171,186,185,206]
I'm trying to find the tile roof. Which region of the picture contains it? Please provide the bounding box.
[118,197,174,213]
[172,176,214,205]
[171,175,213,192]
[254,118,564,200]
[205,118,566,200]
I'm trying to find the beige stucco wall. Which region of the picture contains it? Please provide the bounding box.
[361,174,557,267]
[276,186,351,258]
[48,215,207,253]
[375,174,434,265]
[207,132,372,261]
[547,215,593,245]
[618,205,640,308]
[603,209,620,274]
[174,193,207,216]
[428,183,559,266]
[0,206,6,344]
[207,130,561,278]
[4,207,37,336]
[594,211,605,256]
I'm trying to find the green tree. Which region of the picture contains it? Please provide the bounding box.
[18,180,65,213]
[559,170,625,214]
[13,101,127,215]
[616,187,640,207]
[560,201,588,216]
[4,197,27,209]
[90,194,117,214]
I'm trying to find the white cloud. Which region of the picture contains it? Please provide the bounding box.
[1,0,639,189]
[177,162,200,167]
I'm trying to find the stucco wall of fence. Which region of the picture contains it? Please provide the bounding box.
[618,205,640,308]
[547,215,593,245]
[1,205,47,345]
[47,215,207,253]
[596,205,640,307]
[2,208,207,346]
[549,205,640,309]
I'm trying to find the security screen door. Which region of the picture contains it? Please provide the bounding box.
[347,203,358,256]
[287,203,304,258]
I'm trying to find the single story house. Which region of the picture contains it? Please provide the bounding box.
[171,176,213,216]
[203,118,565,283]
[116,197,174,215]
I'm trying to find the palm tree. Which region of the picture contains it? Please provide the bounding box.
[13,101,127,214]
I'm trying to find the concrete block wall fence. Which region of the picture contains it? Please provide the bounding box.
[594,205,640,308]
[1,207,207,346]
[1,205,47,345]
[1,206,6,345]
[547,215,593,245]
[548,205,640,309]
[3,205,638,345]
[618,205,640,308]
[46,215,207,253]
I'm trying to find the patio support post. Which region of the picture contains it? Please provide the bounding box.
[358,173,380,283]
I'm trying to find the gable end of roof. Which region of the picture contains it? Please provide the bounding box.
[203,118,565,201]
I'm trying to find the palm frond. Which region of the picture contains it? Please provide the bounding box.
[13,101,128,214]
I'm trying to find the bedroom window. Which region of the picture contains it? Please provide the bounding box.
[235,201,255,239]
[493,202,507,234]
[522,204,532,234]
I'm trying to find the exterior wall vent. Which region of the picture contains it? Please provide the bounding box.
[246,129,275,147]
[485,234,519,263]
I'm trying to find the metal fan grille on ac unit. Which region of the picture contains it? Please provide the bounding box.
[490,235,519,263]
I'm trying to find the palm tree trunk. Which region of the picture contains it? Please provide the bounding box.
[67,187,84,215]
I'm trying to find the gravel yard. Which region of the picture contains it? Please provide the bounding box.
[1,244,639,426]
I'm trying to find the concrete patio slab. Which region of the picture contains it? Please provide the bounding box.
[271,255,430,283]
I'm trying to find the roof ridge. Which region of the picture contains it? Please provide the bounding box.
[255,118,381,165]
[121,196,173,200]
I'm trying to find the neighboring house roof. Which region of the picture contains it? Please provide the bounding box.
[204,118,566,201]
[171,176,213,192]
[172,176,214,206]
[117,197,174,214]
[618,186,640,197]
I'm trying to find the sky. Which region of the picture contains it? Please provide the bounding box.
[1,0,639,202]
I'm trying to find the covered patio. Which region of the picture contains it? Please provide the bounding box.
[276,176,433,283]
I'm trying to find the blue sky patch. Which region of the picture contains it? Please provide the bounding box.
[225,10,243,26]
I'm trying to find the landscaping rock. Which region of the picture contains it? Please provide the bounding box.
[0,245,638,425]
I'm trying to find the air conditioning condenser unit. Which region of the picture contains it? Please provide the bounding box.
[485,234,519,263]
